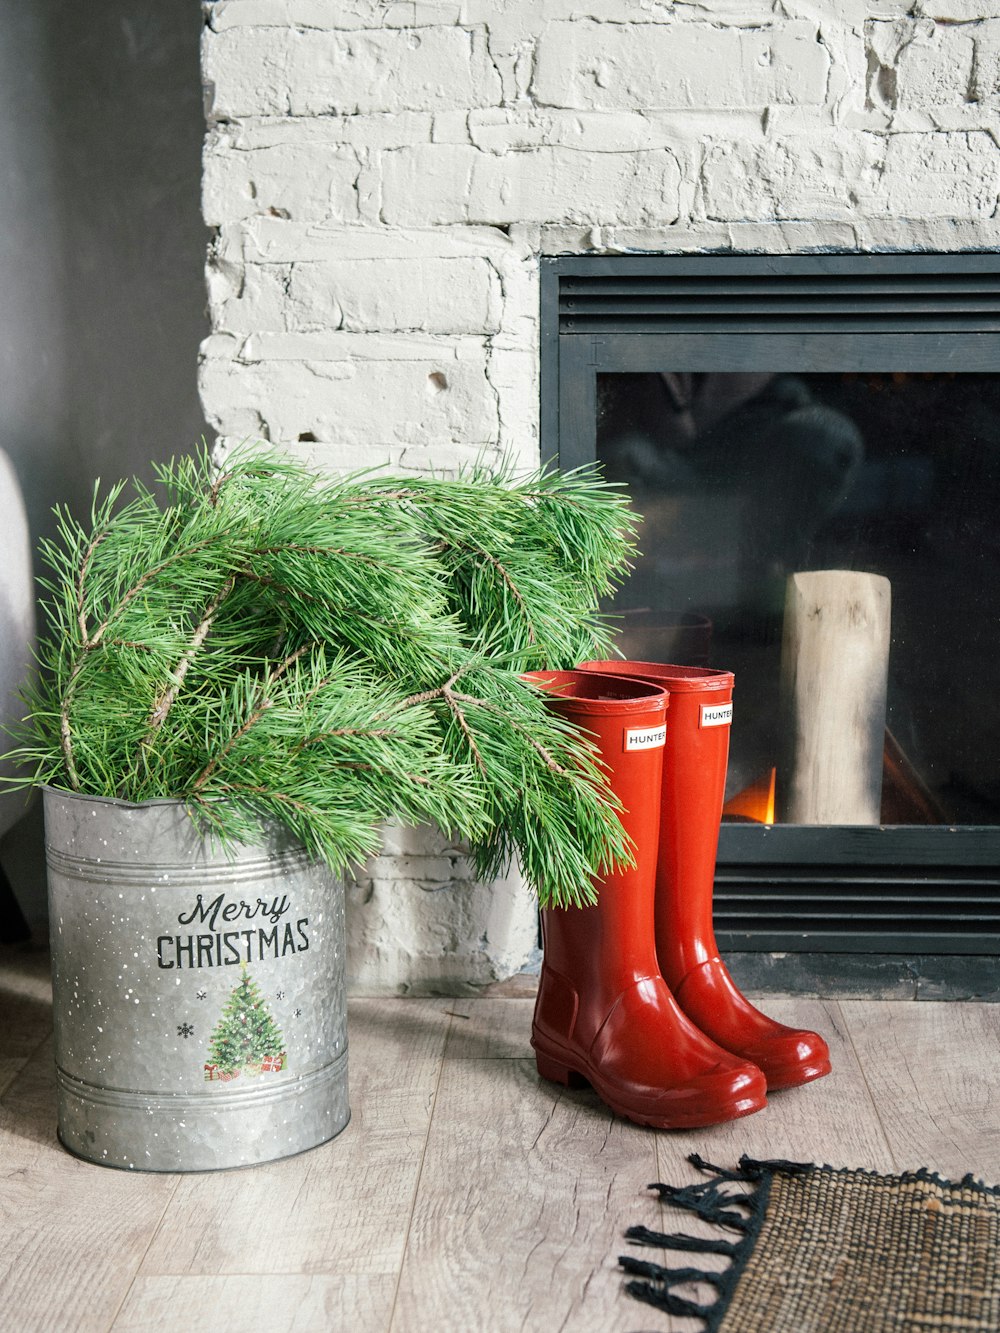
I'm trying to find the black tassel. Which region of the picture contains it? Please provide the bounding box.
[623,1277,713,1319]
[688,1151,761,1181]
[624,1224,741,1257]
[619,1257,726,1290]
[648,1176,753,1231]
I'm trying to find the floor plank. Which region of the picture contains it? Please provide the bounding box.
[112,1275,397,1333]
[391,1053,660,1333]
[442,994,533,1060]
[839,999,1000,1182]
[137,998,451,1327]
[0,943,53,1096]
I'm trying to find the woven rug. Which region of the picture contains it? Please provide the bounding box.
[620,1153,1000,1333]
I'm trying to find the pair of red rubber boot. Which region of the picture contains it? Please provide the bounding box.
[528,662,831,1130]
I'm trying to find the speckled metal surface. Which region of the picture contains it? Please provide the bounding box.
[44,788,349,1172]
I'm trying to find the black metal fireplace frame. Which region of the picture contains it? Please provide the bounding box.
[541,252,1000,976]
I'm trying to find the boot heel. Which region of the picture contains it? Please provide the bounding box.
[535,1050,587,1088]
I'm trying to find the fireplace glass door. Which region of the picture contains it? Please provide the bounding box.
[542,254,1000,968]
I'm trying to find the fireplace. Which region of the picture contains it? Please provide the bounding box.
[543,253,1000,995]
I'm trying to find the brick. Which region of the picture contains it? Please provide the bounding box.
[380,144,682,226]
[210,263,294,334]
[468,107,684,153]
[871,131,1000,219]
[703,131,1000,223]
[211,435,523,480]
[486,346,539,466]
[208,114,432,151]
[532,19,829,111]
[919,0,997,17]
[898,28,975,107]
[204,25,501,118]
[199,333,499,450]
[867,19,975,110]
[207,1,463,31]
[285,257,503,334]
[702,137,878,222]
[213,219,530,267]
[970,20,1000,102]
[203,135,361,225]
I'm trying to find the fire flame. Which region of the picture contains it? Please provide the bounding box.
[723,768,776,825]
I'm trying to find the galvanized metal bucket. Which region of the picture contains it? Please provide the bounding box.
[43,787,349,1172]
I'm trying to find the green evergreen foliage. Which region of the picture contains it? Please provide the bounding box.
[7,445,639,907]
[206,968,285,1074]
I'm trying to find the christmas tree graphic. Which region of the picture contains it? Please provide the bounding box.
[204,967,286,1081]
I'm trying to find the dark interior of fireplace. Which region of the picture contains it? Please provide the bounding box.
[597,369,1000,830]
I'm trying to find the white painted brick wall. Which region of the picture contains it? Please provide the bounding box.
[204,25,501,118]
[200,1,1000,994]
[532,20,830,111]
[380,144,683,226]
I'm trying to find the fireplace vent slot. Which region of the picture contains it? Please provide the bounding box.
[715,868,1000,953]
[558,257,1000,335]
[713,826,1000,953]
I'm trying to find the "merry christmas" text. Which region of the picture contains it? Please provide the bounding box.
[156,890,309,968]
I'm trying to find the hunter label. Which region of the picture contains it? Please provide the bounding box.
[700,702,733,728]
[625,723,667,751]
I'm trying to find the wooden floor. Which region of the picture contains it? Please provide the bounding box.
[3,943,1000,1333]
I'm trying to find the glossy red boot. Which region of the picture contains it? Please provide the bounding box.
[526,669,767,1129]
[579,661,831,1092]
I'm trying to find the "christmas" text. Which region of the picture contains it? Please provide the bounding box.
[156,920,310,969]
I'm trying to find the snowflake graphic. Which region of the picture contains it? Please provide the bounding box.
[294,1008,303,1018]
[177,1023,195,1039]
[195,989,207,1001]
[276,989,286,1001]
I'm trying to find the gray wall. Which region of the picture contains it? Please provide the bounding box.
[0,1,209,927]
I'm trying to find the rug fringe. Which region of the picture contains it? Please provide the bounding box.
[619,1153,814,1331]
[624,1224,741,1256]
[620,1255,729,1318]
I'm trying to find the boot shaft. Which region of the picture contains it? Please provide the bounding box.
[526,669,667,1001]
[578,661,734,983]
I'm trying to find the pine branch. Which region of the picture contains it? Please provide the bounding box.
[139,575,235,750]
[190,643,311,794]
[449,690,568,776]
[10,444,641,905]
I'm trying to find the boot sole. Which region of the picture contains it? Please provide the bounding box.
[532,1038,766,1130]
[765,1057,833,1092]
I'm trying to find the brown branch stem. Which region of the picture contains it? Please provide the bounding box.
[252,543,383,568]
[376,669,488,775]
[449,690,569,776]
[190,643,311,793]
[60,533,231,789]
[139,576,236,751]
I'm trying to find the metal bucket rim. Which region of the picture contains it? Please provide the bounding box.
[42,785,210,814]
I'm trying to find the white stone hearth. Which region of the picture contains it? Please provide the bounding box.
[199,0,1000,994]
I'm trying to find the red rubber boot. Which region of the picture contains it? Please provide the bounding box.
[526,669,767,1129]
[579,661,831,1092]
